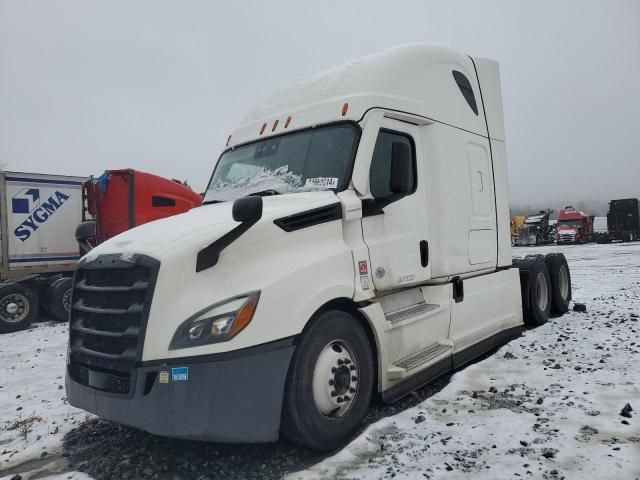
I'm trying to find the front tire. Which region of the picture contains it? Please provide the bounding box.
[0,284,39,333]
[281,310,374,451]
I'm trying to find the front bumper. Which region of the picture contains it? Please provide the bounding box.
[66,338,295,443]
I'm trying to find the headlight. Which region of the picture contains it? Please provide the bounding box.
[169,291,260,350]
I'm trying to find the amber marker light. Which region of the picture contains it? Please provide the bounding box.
[285,116,292,128]
[341,102,349,116]
[272,119,279,132]
[230,293,260,338]
[226,135,232,146]
[260,123,266,135]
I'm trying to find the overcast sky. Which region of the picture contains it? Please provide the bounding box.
[1,0,639,209]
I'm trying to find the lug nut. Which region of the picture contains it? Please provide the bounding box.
[352,376,358,382]
[344,395,350,401]
[349,365,356,371]
[344,358,351,364]
[337,359,344,366]
[336,397,344,403]
[331,391,337,397]
[328,379,334,386]
[349,387,356,393]
[331,367,337,373]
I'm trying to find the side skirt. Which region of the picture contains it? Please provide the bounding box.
[380,325,523,404]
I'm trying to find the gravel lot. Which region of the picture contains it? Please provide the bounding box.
[1,242,638,480]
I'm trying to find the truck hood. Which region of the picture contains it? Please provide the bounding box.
[83,190,341,262]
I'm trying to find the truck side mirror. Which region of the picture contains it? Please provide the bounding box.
[75,220,96,255]
[389,142,413,195]
[232,196,263,223]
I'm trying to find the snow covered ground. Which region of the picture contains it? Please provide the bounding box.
[1,242,638,480]
[0,321,90,479]
[293,243,640,480]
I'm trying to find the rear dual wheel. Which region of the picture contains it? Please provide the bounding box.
[0,284,39,334]
[545,253,571,314]
[47,277,73,322]
[281,310,374,451]
[514,255,551,326]
[515,253,571,327]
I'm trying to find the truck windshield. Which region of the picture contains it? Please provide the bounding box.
[204,124,359,203]
[558,220,583,227]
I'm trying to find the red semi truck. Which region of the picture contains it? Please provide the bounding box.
[555,206,594,244]
[76,169,203,252]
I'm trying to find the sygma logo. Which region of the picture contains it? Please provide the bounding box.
[13,189,71,242]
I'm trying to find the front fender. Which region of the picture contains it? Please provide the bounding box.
[141,217,355,361]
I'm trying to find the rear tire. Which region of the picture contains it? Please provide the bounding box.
[281,310,374,451]
[514,256,551,327]
[0,284,39,333]
[48,277,73,322]
[545,253,571,314]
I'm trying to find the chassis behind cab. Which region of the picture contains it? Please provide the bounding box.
[66,44,571,450]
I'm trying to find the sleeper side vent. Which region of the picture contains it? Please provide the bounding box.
[274,203,343,232]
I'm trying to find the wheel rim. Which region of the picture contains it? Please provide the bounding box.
[62,288,73,312]
[312,340,359,419]
[536,273,549,311]
[0,293,29,323]
[558,265,569,301]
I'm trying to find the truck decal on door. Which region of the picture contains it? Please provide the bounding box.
[13,190,71,242]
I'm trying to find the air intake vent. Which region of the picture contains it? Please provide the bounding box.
[274,203,342,232]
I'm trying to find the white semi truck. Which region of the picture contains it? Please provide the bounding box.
[0,171,85,332]
[66,44,572,450]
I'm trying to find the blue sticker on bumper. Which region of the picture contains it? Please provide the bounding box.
[171,367,189,381]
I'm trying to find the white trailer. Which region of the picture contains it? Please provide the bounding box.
[0,171,85,331]
[66,44,572,450]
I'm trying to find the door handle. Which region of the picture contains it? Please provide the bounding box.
[419,240,428,267]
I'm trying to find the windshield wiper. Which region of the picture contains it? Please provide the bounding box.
[248,189,281,197]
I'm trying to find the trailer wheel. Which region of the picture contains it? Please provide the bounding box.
[48,277,73,322]
[281,310,374,451]
[0,284,39,333]
[544,253,571,314]
[514,256,551,327]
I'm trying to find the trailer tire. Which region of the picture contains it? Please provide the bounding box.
[544,253,571,314]
[281,310,374,451]
[0,284,39,333]
[48,277,73,322]
[514,256,551,327]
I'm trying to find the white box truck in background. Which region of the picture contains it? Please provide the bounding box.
[0,171,85,331]
[66,44,573,450]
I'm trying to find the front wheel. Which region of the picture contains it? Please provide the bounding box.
[0,284,39,333]
[281,310,374,451]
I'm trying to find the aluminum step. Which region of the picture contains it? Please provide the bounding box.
[384,302,439,325]
[387,343,452,380]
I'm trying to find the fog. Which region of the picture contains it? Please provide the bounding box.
[1,0,639,214]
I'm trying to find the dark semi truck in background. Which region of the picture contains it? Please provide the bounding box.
[602,198,640,243]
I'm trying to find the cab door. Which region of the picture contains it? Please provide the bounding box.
[361,118,430,291]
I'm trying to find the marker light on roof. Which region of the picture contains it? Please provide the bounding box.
[285,116,292,128]
[341,102,349,116]
[226,135,232,146]
[272,119,279,132]
[259,123,266,135]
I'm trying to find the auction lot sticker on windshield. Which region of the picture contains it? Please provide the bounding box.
[305,177,338,189]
